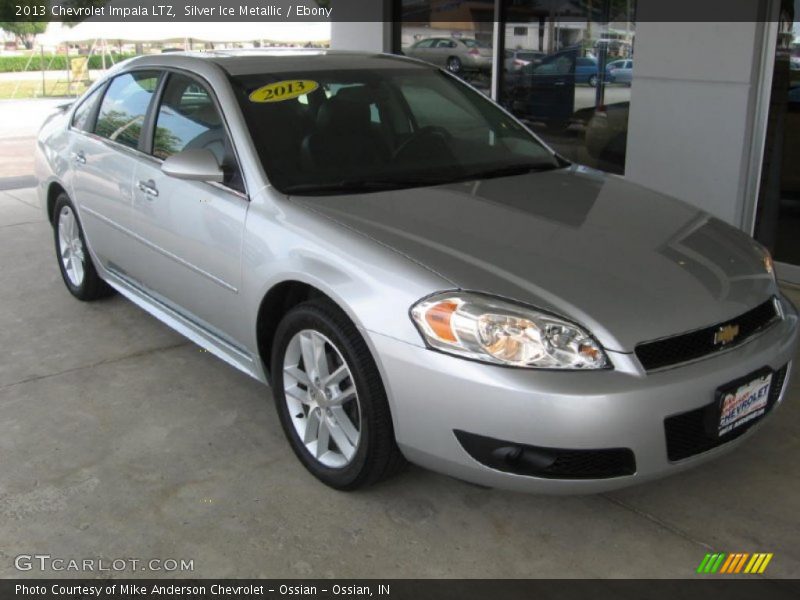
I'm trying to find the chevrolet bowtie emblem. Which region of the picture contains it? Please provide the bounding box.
[714,324,740,346]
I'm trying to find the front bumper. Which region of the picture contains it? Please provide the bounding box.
[368,295,798,494]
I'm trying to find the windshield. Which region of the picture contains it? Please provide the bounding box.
[230,66,562,195]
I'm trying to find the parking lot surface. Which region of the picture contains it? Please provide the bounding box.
[0,186,798,579]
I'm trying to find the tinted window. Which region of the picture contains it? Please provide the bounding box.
[230,67,559,194]
[71,86,103,131]
[462,39,489,48]
[401,82,476,129]
[153,73,244,192]
[94,71,160,149]
[413,39,434,48]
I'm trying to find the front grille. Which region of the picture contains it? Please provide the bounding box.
[454,430,636,479]
[635,299,779,371]
[664,364,788,462]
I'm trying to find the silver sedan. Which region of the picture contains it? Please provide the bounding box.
[35,50,798,493]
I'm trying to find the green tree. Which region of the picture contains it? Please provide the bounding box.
[0,22,47,49]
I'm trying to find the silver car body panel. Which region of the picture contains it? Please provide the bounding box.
[34,50,799,493]
[295,167,777,353]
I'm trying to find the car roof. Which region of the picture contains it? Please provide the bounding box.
[121,49,431,77]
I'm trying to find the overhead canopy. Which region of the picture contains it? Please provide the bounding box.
[38,21,329,45]
[36,0,330,47]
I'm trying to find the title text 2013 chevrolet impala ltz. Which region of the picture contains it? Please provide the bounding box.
[35,51,798,493]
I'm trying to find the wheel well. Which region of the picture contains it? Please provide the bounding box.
[256,281,330,380]
[46,182,67,225]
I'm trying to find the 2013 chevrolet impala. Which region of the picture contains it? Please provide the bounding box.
[35,50,798,493]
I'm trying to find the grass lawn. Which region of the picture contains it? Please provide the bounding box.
[0,79,90,100]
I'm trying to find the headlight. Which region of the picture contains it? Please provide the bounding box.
[761,247,775,278]
[410,292,609,369]
[755,242,778,284]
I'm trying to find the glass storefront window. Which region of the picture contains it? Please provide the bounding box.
[396,1,636,175]
[500,0,636,175]
[755,0,800,281]
[398,0,496,96]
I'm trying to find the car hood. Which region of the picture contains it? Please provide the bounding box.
[294,166,775,352]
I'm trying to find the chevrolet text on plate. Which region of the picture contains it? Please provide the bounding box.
[35,49,799,493]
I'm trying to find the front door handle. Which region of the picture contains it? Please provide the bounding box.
[137,179,159,198]
[72,150,86,165]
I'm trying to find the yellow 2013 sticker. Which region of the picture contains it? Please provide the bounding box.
[249,80,319,103]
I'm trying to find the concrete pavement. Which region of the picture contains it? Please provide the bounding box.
[0,99,66,179]
[0,186,798,579]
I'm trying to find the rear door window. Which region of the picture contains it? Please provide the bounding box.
[94,71,160,150]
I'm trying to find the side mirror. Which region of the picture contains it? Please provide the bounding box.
[161,148,224,183]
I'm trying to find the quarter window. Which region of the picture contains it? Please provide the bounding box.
[71,86,103,131]
[94,71,160,149]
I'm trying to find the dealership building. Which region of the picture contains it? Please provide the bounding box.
[331,0,800,284]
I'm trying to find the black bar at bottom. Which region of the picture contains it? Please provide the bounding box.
[2,579,799,600]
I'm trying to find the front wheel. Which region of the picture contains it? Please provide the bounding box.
[53,193,114,301]
[588,74,599,87]
[271,299,405,490]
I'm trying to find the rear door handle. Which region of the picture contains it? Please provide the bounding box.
[72,150,86,165]
[137,179,159,198]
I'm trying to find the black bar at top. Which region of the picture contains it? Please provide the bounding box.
[0,0,788,23]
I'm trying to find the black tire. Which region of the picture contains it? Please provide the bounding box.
[588,74,599,87]
[271,299,406,490]
[52,193,114,301]
[446,56,463,74]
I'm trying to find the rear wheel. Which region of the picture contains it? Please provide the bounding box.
[271,299,405,490]
[53,193,113,301]
[446,56,463,74]
[588,74,599,87]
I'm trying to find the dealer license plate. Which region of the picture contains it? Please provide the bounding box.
[718,373,772,437]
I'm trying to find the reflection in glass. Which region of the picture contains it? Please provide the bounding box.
[153,74,244,192]
[398,0,495,95]
[94,71,160,149]
[755,0,800,276]
[500,0,636,175]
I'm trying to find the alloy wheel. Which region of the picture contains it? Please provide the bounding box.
[58,205,85,288]
[282,329,362,468]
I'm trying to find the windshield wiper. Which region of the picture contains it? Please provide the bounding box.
[458,162,562,181]
[283,162,565,195]
[283,177,448,196]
